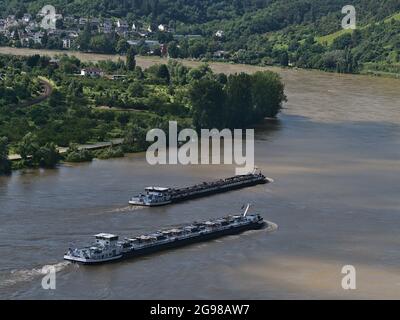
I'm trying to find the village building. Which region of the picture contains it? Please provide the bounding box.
[62,38,72,49]
[215,30,225,38]
[158,24,167,32]
[22,14,32,23]
[116,19,129,36]
[101,19,113,33]
[213,50,229,59]
[81,68,104,77]
[79,18,88,26]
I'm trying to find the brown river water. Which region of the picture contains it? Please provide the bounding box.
[0,49,400,299]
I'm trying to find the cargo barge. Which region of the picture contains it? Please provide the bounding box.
[129,169,271,206]
[64,205,267,265]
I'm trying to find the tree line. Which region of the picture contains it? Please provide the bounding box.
[189,71,286,130]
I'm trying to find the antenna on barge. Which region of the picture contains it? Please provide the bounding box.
[242,203,251,217]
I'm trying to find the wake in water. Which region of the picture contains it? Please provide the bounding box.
[264,220,278,233]
[0,261,72,289]
[109,205,146,213]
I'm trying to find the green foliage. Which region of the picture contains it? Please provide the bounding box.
[189,79,226,130]
[35,142,59,168]
[0,57,42,105]
[146,64,171,84]
[95,147,124,159]
[128,81,144,98]
[189,71,286,129]
[16,133,60,168]
[65,144,93,163]
[126,47,137,71]
[123,124,150,152]
[0,136,11,174]
[17,132,39,161]
[251,71,286,118]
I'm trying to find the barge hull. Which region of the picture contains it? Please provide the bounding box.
[170,179,268,204]
[131,178,269,207]
[76,221,265,265]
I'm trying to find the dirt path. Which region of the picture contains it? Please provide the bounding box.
[14,78,53,108]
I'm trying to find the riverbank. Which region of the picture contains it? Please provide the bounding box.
[8,138,124,162]
[1,46,399,80]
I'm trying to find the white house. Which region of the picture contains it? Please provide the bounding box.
[215,30,225,38]
[81,68,104,77]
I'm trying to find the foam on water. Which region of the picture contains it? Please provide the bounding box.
[109,205,146,213]
[0,261,71,289]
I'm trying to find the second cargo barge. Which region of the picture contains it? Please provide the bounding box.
[129,169,271,206]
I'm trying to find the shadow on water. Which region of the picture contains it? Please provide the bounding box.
[254,118,283,141]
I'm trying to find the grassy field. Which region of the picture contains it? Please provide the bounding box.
[316,11,400,45]
[316,28,353,45]
[384,12,400,22]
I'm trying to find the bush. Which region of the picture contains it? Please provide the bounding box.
[0,136,12,175]
[65,145,94,163]
[95,147,125,159]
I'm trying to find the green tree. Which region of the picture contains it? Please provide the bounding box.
[17,132,40,163]
[187,64,212,82]
[16,133,59,168]
[0,137,11,175]
[168,41,180,58]
[251,71,286,118]
[280,51,289,66]
[48,89,66,111]
[116,39,129,54]
[124,125,148,151]
[126,47,137,71]
[188,41,206,58]
[78,23,91,51]
[129,81,145,98]
[36,143,59,168]
[225,73,253,128]
[65,144,93,163]
[89,34,116,53]
[189,79,226,130]
[157,64,170,84]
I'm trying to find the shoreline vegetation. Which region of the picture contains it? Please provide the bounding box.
[1,46,400,80]
[0,50,286,175]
